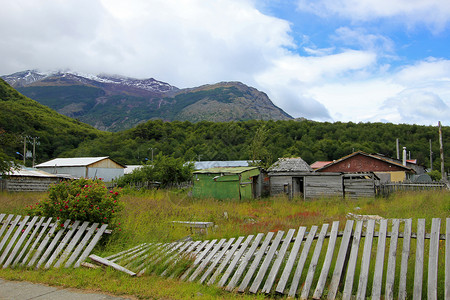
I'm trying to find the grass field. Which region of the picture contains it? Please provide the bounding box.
[0,189,448,299]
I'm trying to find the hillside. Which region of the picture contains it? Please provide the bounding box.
[2,71,292,131]
[0,78,104,165]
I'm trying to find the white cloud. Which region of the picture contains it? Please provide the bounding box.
[297,0,450,31]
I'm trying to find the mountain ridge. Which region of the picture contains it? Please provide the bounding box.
[2,70,293,131]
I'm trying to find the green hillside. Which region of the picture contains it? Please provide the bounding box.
[0,79,105,166]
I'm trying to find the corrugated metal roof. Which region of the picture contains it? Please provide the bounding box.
[268,157,313,172]
[193,166,259,174]
[5,167,59,178]
[36,157,118,168]
[193,161,251,170]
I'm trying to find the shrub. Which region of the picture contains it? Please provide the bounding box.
[29,178,123,227]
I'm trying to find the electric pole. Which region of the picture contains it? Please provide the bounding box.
[429,139,433,170]
[439,121,446,181]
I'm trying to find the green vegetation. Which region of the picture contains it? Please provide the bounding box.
[0,79,104,166]
[66,119,450,173]
[116,154,194,188]
[30,178,123,228]
[0,190,447,298]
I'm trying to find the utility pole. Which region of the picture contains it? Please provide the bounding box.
[396,138,400,160]
[32,137,39,167]
[429,139,433,170]
[439,121,446,181]
[23,136,27,165]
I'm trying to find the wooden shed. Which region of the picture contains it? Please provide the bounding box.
[268,157,379,199]
[0,167,71,192]
[35,157,125,182]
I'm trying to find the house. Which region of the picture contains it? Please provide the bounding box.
[315,151,416,183]
[268,157,379,199]
[192,166,261,200]
[0,167,71,192]
[35,157,125,182]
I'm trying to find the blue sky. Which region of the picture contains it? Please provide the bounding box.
[1,0,449,125]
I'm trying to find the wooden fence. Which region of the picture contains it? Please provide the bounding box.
[90,218,449,299]
[379,182,447,196]
[0,214,109,269]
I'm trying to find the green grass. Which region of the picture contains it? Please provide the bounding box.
[0,189,448,299]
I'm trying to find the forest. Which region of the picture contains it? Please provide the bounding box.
[1,78,449,173]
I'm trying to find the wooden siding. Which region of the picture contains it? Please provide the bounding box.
[89,158,124,169]
[0,177,60,192]
[304,175,343,199]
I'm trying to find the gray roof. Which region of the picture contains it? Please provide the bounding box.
[193,160,250,170]
[36,157,114,168]
[268,157,313,172]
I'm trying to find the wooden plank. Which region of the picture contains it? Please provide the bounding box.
[218,235,254,287]
[139,242,177,276]
[74,223,108,268]
[413,219,425,300]
[181,239,217,281]
[249,230,284,293]
[356,219,375,300]
[122,244,157,267]
[427,218,440,300]
[45,220,82,268]
[446,218,450,300]
[288,225,318,297]
[64,222,99,268]
[398,218,412,300]
[262,228,296,294]
[385,219,400,300]
[55,221,92,267]
[342,220,363,300]
[225,233,263,291]
[313,221,339,299]
[237,231,274,292]
[4,216,39,268]
[22,217,52,266]
[0,215,21,254]
[276,226,307,294]
[300,224,329,300]
[327,220,354,300]
[371,219,388,300]
[208,236,244,285]
[199,238,235,284]
[0,215,30,265]
[165,241,202,278]
[190,238,227,282]
[89,254,136,276]
[105,243,148,261]
[35,219,72,269]
[160,242,194,277]
[0,215,14,241]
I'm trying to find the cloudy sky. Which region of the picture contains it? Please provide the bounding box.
[1,0,450,125]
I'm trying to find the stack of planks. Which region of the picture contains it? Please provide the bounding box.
[0,213,109,269]
[90,218,449,299]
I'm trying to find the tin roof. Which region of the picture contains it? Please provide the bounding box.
[268,157,313,172]
[193,161,251,170]
[193,166,259,174]
[4,167,72,178]
[36,157,125,168]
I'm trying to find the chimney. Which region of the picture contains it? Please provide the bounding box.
[402,147,407,166]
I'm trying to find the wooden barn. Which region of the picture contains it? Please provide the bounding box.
[315,151,415,183]
[268,157,379,199]
[35,157,125,182]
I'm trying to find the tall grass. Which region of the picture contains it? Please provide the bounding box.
[0,189,448,298]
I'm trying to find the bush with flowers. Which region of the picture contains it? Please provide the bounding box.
[29,178,123,228]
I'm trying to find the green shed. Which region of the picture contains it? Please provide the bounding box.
[192,166,261,200]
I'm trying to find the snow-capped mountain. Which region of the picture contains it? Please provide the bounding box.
[2,70,178,95]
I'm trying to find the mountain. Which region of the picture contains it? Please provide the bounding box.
[2,70,292,131]
[0,78,103,164]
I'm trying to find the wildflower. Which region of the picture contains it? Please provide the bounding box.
[61,223,64,227]
[64,205,69,209]
[114,192,119,196]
